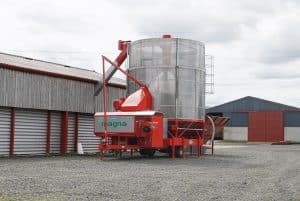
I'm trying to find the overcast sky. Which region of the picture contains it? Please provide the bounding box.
[0,0,300,107]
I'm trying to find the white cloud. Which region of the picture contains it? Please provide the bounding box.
[0,0,140,70]
[0,0,299,107]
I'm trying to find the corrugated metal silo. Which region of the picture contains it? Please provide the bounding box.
[128,37,205,119]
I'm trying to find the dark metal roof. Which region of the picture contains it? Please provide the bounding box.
[230,112,248,127]
[284,111,300,127]
[207,96,299,113]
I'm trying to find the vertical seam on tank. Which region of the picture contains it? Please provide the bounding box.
[195,55,197,118]
[175,38,179,119]
[204,46,206,118]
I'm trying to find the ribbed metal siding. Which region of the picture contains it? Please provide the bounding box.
[248,111,283,142]
[78,114,99,153]
[265,112,283,142]
[230,112,248,127]
[95,86,126,112]
[248,112,266,142]
[67,112,76,153]
[15,109,48,155]
[284,111,300,127]
[0,68,126,113]
[0,107,11,156]
[128,38,205,119]
[50,111,61,154]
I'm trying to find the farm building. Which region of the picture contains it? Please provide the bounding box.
[0,52,126,156]
[207,96,300,142]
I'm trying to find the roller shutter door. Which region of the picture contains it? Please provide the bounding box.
[15,109,48,155]
[0,107,11,156]
[67,112,76,153]
[78,114,99,153]
[50,111,62,154]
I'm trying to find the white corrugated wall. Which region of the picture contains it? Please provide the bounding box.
[0,107,11,156]
[14,109,48,155]
[50,111,61,154]
[284,127,300,142]
[223,127,248,141]
[78,114,99,153]
[67,112,76,153]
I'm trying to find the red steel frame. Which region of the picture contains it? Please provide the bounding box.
[101,56,108,159]
[99,55,149,159]
[164,118,205,159]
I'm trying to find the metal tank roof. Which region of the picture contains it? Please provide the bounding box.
[0,52,125,87]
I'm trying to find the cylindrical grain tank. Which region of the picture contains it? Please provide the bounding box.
[128,36,205,119]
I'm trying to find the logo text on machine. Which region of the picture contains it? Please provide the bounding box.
[100,121,127,128]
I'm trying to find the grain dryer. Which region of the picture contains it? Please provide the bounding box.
[94,35,229,159]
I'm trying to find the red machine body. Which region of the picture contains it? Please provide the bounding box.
[94,36,229,159]
[95,111,163,150]
[113,87,153,112]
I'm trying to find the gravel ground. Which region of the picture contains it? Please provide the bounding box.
[0,142,299,201]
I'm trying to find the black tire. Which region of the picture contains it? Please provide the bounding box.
[139,149,156,157]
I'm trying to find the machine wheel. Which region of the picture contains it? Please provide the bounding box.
[139,149,156,157]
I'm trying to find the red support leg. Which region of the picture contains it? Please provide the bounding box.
[46,111,51,156]
[120,150,122,158]
[9,108,15,156]
[200,146,202,157]
[99,150,103,160]
[171,138,175,159]
[197,138,201,158]
[182,139,185,159]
